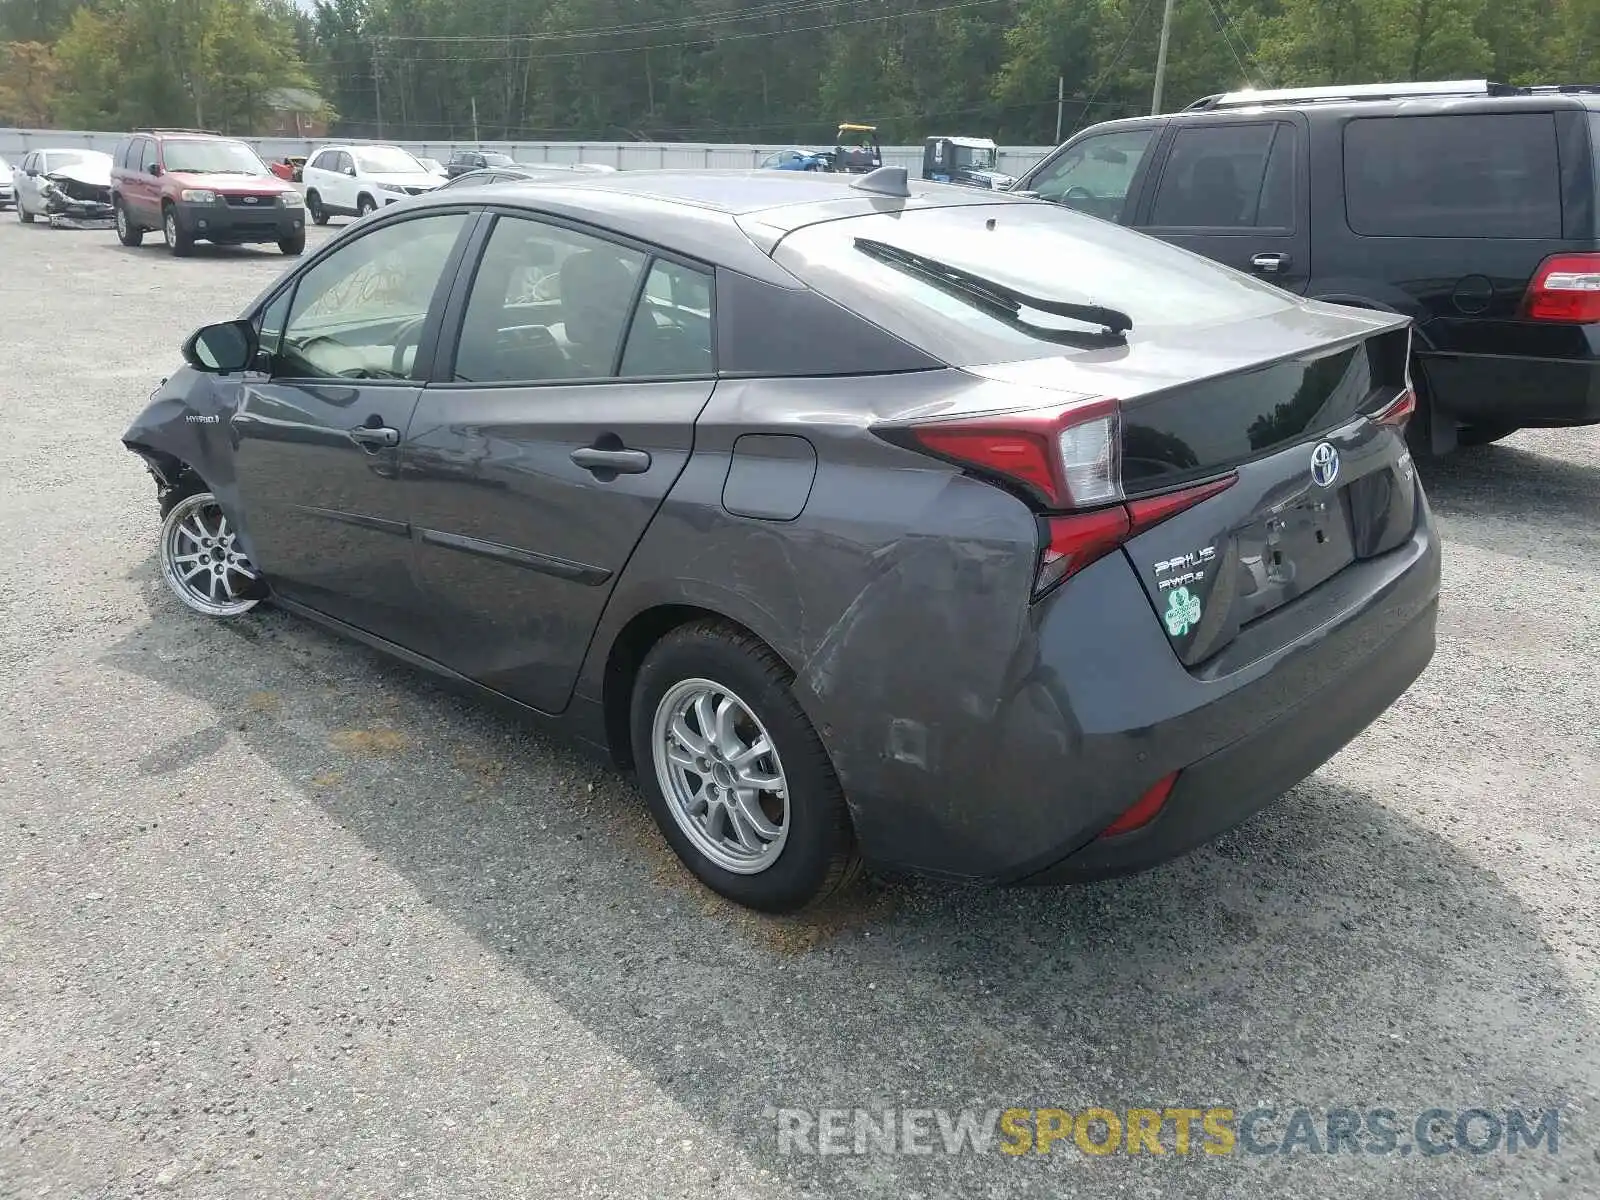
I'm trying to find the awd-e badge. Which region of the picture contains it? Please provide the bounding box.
[1154,545,1216,592]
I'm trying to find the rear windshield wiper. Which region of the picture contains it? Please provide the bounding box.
[853,237,1133,343]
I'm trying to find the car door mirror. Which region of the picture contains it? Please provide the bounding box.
[25,167,38,177]
[344,166,357,177]
[182,319,258,373]
[147,162,162,177]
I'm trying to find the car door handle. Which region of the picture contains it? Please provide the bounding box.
[1251,252,1290,273]
[349,424,400,449]
[570,445,652,475]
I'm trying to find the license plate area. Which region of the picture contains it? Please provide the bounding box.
[1233,489,1356,627]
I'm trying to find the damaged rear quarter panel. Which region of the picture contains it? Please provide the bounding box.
[578,372,1090,879]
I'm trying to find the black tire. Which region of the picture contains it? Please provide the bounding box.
[356,194,377,218]
[114,199,143,247]
[1458,423,1520,447]
[278,229,305,256]
[306,190,328,225]
[630,620,862,912]
[162,204,193,256]
[18,199,33,223]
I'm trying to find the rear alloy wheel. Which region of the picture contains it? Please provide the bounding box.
[162,206,193,256]
[631,621,861,911]
[115,200,143,246]
[159,491,261,618]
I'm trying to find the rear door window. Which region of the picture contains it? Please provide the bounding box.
[140,140,159,172]
[1149,122,1286,229]
[1343,114,1562,238]
[1028,128,1156,221]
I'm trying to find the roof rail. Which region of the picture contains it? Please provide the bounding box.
[132,127,225,136]
[1525,83,1600,94]
[1185,79,1517,111]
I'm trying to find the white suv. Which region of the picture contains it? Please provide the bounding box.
[301,144,442,224]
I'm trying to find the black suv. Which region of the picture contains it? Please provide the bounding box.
[1012,79,1600,453]
[444,149,516,178]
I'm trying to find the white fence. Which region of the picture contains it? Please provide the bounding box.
[0,128,1054,177]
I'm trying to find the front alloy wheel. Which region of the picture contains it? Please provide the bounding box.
[159,492,260,617]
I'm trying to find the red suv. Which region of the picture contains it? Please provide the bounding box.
[110,129,305,256]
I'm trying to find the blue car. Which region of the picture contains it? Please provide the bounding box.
[758,148,827,172]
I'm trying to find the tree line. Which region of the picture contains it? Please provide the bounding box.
[3,0,1599,145]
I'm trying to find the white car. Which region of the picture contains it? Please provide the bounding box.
[415,156,448,179]
[0,155,13,208]
[300,144,442,224]
[13,148,114,226]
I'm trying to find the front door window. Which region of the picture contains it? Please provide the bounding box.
[277,213,470,381]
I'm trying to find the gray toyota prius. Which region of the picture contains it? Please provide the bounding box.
[122,168,1441,912]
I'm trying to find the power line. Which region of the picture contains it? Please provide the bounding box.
[1201,0,1257,86]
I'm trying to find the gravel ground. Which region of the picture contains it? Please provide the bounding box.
[1,214,1597,1200]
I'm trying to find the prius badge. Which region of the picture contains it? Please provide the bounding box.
[1310,441,1340,488]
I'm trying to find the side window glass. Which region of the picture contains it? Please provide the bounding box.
[114,140,128,169]
[621,259,714,377]
[1344,114,1562,239]
[453,215,646,384]
[140,139,158,172]
[278,213,469,381]
[1031,128,1155,221]
[337,152,353,174]
[1149,123,1278,229]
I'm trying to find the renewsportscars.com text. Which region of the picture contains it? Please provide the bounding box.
[772,1106,1562,1158]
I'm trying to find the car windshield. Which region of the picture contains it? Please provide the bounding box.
[42,150,99,170]
[773,202,1296,366]
[163,140,268,175]
[354,146,426,174]
[955,145,997,170]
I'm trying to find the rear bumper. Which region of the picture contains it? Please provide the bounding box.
[842,489,1441,884]
[173,200,302,243]
[1420,350,1600,426]
[1021,595,1436,883]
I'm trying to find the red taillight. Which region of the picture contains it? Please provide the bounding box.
[884,397,1236,595]
[1034,475,1237,595]
[1036,506,1132,594]
[1370,386,1417,428]
[1099,771,1179,838]
[903,397,1122,509]
[1524,253,1600,323]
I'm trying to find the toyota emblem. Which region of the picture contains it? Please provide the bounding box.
[1310,442,1340,488]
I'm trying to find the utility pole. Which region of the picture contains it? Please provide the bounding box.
[471,96,480,145]
[373,40,383,139]
[1055,75,1064,143]
[1151,0,1178,115]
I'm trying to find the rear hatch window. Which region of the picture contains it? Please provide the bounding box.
[772,202,1298,369]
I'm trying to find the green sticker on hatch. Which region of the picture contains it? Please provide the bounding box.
[1164,587,1202,638]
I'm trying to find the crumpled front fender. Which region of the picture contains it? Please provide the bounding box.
[121,368,258,563]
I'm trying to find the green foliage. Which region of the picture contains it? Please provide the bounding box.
[7,0,1600,141]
